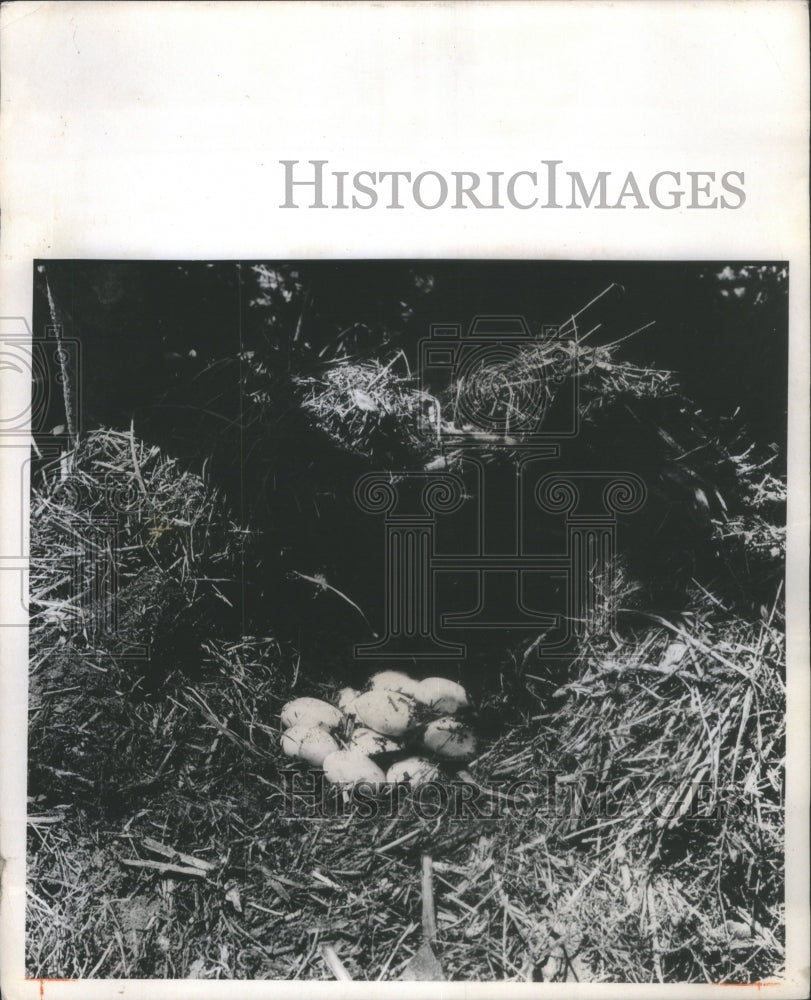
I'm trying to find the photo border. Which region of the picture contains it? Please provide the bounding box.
[1,3,808,998]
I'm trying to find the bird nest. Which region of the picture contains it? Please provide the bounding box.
[26,395,785,984]
[28,605,784,982]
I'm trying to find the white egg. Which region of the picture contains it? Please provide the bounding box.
[280,697,344,731]
[414,677,469,714]
[337,687,359,714]
[347,727,400,755]
[422,717,477,760]
[280,724,340,766]
[322,750,386,788]
[352,689,416,737]
[368,670,420,698]
[386,756,440,787]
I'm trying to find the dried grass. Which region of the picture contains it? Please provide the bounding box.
[28,602,785,982]
[29,427,240,644]
[284,319,678,470]
[294,353,435,463]
[26,379,785,984]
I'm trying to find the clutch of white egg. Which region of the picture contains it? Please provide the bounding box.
[278,672,476,790]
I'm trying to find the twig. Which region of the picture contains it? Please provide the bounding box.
[603,320,657,349]
[558,283,622,336]
[44,273,77,447]
[140,836,214,872]
[421,853,437,942]
[378,921,418,979]
[293,286,312,343]
[290,570,377,635]
[320,942,353,981]
[646,883,665,983]
[129,418,149,498]
[375,828,421,854]
[367,351,408,389]
[626,611,752,679]
[120,858,208,878]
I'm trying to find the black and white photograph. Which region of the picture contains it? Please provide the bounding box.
[24,259,789,983]
[0,3,807,999]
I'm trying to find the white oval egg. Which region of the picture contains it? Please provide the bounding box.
[280,724,340,766]
[337,687,359,714]
[352,689,416,737]
[414,677,469,714]
[322,750,386,788]
[422,717,477,760]
[386,756,440,787]
[347,727,400,755]
[280,697,344,731]
[368,670,420,698]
